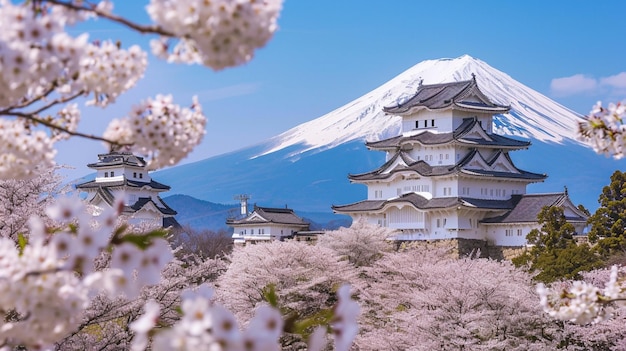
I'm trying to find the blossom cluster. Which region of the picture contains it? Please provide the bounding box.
[0,118,56,179]
[130,284,359,351]
[146,0,283,70]
[104,94,206,169]
[0,195,173,350]
[578,101,626,159]
[0,0,149,179]
[536,265,623,325]
[0,0,283,180]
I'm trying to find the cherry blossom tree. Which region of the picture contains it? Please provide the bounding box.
[356,247,561,350]
[317,217,394,267]
[578,101,626,160]
[0,0,285,178]
[216,241,358,349]
[55,255,228,351]
[0,166,65,240]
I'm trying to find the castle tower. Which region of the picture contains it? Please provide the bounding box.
[76,151,179,228]
[332,76,587,245]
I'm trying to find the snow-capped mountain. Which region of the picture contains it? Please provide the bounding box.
[155,55,624,226]
[256,54,584,159]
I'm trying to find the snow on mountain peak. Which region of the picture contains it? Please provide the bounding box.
[255,55,586,159]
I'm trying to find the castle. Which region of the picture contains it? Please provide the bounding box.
[332,76,587,246]
[76,151,179,228]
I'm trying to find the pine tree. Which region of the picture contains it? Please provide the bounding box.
[512,206,601,283]
[587,170,626,255]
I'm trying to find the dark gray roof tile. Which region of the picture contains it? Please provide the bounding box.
[227,206,310,227]
[481,193,588,223]
[383,77,510,114]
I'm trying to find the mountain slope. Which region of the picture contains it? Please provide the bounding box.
[255,54,584,159]
[155,55,625,225]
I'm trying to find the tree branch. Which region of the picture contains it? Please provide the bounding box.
[42,0,177,37]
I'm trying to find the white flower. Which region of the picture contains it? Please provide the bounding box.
[331,284,359,351]
[130,299,160,351]
[45,196,85,224]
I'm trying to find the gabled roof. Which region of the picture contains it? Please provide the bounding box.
[130,197,177,216]
[366,118,530,150]
[383,76,510,115]
[481,192,589,224]
[332,193,514,213]
[87,151,147,169]
[76,179,171,191]
[348,148,546,182]
[348,151,450,182]
[226,206,310,227]
[87,188,177,216]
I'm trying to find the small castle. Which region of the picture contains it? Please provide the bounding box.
[76,151,179,228]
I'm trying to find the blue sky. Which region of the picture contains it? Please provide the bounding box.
[57,1,626,180]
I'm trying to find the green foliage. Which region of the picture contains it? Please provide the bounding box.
[110,226,169,250]
[513,206,602,283]
[587,170,626,252]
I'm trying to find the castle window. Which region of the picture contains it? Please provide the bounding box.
[415,121,419,129]
[111,171,115,177]
[133,172,137,178]
[517,229,523,236]
[424,120,427,128]
[104,172,108,177]
[251,229,254,235]
[431,119,435,127]
[139,173,143,179]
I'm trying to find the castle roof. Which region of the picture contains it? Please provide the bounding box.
[87,151,147,168]
[481,192,588,224]
[227,206,310,227]
[332,193,514,213]
[90,186,177,216]
[332,192,588,226]
[366,117,530,150]
[383,76,510,115]
[348,148,546,182]
[88,187,177,216]
[76,178,171,191]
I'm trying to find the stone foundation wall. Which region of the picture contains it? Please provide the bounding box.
[395,238,525,261]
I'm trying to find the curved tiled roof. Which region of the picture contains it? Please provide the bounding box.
[383,76,510,114]
[227,206,310,227]
[348,148,546,182]
[130,197,177,216]
[87,151,147,168]
[76,179,171,191]
[332,193,514,213]
[366,118,530,150]
[481,192,588,224]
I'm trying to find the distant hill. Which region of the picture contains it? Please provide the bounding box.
[164,194,351,232]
